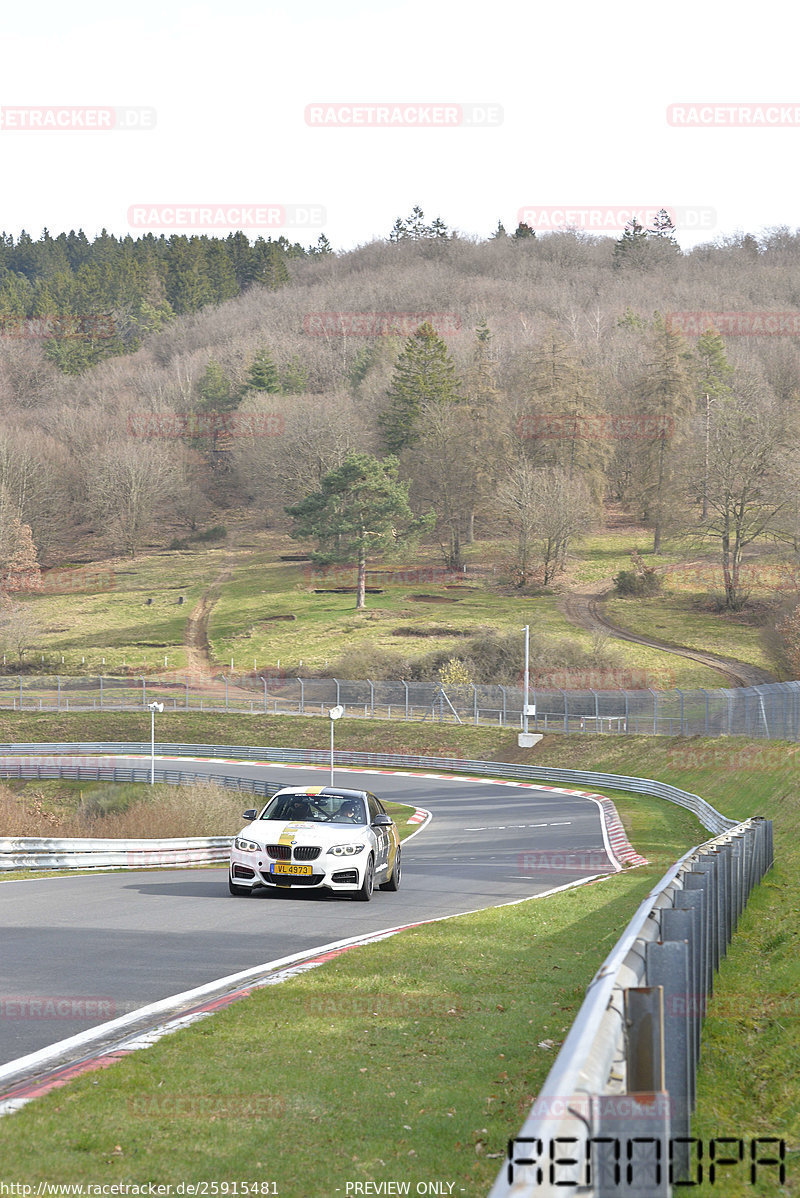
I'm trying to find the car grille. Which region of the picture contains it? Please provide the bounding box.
[266,844,291,860]
[263,872,324,887]
[265,843,321,861]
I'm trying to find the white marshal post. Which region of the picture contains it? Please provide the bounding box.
[329,704,344,786]
[148,701,164,784]
[518,624,541,748]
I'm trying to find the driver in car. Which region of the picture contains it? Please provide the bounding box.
[337,799,364,823]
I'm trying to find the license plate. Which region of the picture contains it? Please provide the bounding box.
[272,862,312,876]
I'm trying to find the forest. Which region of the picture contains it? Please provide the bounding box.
[0,209,798,622]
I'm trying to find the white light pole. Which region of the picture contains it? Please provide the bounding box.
[518,625,539,748]
[523,624,530,735]
[329,704,344,786]
[148,701,164,784]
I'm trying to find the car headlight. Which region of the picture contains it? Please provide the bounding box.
[328,843,366,856]
[235,836,260,852]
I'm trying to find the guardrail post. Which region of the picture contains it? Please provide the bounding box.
[645,939,691,1181]
[661,909,699,1110]
[687,859,720,986]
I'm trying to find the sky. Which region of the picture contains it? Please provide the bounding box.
[0,0,796,251]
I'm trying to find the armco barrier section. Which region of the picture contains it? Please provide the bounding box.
[0,761,281,870]
[0,742,737,836]
[2,674,800,739]
[491,816,774,1198]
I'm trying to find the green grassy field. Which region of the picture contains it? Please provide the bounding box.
[10,529,788,686]
[0,720,797,1194]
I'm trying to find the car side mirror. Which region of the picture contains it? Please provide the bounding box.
[371,813,392,827]
[243,809,258,821]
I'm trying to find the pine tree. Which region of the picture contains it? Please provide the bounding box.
[512,222,535,239]
[613,215,649,268]
[491,220,508,239]
[694,328,734,519]
[379,322,463,454]
[244,349,281,395]
[286,452,430,609]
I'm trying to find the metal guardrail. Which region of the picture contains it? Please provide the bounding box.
[0,760,281,870]
[491,816,774,1198]
[0,742,737,837]
[1,674,799,738]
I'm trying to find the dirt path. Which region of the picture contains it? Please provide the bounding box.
[561,578,776,688]
[183,565,232,681]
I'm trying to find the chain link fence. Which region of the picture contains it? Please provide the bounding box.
[0,673,798,739]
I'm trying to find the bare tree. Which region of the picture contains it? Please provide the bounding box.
[88,441,178,557]
[0,598,40,663]
[500,464,594,585]
[701,391,788,609]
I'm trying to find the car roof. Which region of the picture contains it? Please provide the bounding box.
[273,786,369,800]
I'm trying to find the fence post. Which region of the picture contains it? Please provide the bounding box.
[57,676,61,711]
[140,676,146,708]
[368,679,375,718]
[473,684,478,725]
[262,676,267,713]
[225,676,228,710]
[297,678,304,714]
[100,676,103,709]
[402,680,408,720]
[18,676,22,710]
[500,685,506,727]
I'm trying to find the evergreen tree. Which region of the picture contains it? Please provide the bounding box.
[379,322,463,454]
[694,328,734,519]
[613,215,649,268]
[491,220,508,239]
[286,452,429,609]
[244,349,281,394]
[512,222,535,239]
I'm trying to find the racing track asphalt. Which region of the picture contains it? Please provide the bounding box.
[0,758,617,1066]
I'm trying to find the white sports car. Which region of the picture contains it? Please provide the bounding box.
[228,785,402,901]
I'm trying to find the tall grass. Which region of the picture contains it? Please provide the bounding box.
[0,781,247,839]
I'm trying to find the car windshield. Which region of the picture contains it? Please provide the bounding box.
[258,793,367,825]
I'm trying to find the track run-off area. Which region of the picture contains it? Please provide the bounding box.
[0,755,631,1072]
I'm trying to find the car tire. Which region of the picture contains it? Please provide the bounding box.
[229,875,251,896]
[379,848,401,891]
[354,854,374,901]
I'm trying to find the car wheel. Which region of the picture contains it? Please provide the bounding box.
[354,854,374,901]
[229,875,251,896]
[379,848,401,891]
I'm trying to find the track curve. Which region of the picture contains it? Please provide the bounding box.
[0,757,619,1066]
